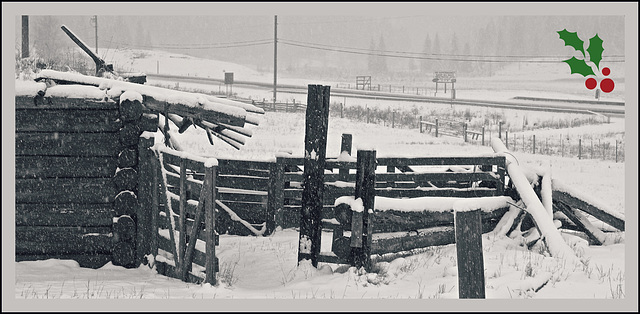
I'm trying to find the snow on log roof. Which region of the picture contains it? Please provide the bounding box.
[28,70,263,150]
[36,70,256,120]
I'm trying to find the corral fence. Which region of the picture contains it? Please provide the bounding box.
[244,98,308,113]
[334,82,432,96]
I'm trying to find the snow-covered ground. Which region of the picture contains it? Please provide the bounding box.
[9,47,636,311]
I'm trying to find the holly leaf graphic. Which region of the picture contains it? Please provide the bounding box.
[558,29,585,58]
[587,34,604,70]
[563,57,595,77]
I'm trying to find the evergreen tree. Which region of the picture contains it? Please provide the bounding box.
[449,32,459,71]
[378,35,388,74]
[367,38,377,73]
[433,33,441,72]
[421,34,431,73]
[462,42,472,74]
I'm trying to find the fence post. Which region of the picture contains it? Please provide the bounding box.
[561,137,564,157]
[351,149,376,271]
[419,116,423,133]
[136,136,155,266]
[463,123,468,142]
[298,84,331,268]
[533,135,536,154]
[204,163,218,285]
[615,140,618,163]
[591,140,593,159]
[435,119,439,137]
[392,110,395,128]
[482,126,485,146]
[498,121,503,139]
[341,103,344,118]
[579,138,582,160]
[455,207,486,299]
[339,133,352,177]
[505,130,509,149]
[267,157,285,234]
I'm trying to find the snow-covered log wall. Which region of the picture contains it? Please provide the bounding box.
[15,93,124,268]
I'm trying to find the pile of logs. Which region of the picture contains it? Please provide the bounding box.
[35,70,264,151]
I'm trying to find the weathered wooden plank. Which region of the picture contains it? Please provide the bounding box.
[204,165,217,284]
[16,178,116,203]
[218,191,267,204]
[267,158,285,234]
[15,203,113,227]
[376,189,499,198]
[455,209,486,299]
[219,167,270,178]
[371,226,456,255]
[16,156,117,178]
[375,172,498,183]
[15,226,112,255]
[15,109,121,132]
[216,175,269,191]
[15,96,118,110]
[377,157,505,167]
[555,202,606,245]
[552,190,624,231]
[15,254,112,269]
[16,132,120,157]
[216,159,272,173]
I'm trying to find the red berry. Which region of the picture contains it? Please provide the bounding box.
[585,78,597,90]
[602,67,611,76]
[600,78,615,93]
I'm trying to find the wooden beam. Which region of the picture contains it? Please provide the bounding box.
[552,190,624,231]
[143,95,246,128]
[555,202,607,245]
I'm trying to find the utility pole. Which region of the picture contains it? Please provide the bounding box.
[273,15,277,105]
[22,15,29,58]
[92,15,98,54]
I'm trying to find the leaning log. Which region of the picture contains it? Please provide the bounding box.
[491,138,578,262]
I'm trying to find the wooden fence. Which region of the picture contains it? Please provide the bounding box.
[151,146,219,284]
[419,118,486,144]
[250,99,307,113]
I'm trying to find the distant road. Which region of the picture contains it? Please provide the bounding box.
[147,73,625,117]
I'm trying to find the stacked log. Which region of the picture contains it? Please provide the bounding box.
[111,91,158,267]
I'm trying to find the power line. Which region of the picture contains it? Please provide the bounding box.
[280,38,626,60]
[278,39,625,63]
[278,15,425,26]
[108,39,273,50]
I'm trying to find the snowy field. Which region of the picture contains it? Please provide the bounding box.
[8,47,637,311]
